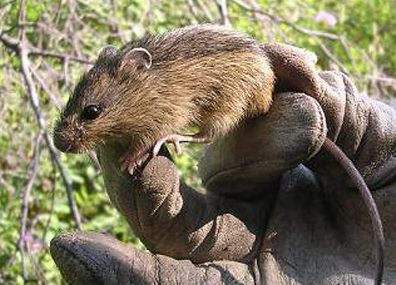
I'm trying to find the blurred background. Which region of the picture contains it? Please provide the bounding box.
[0,0,395,283]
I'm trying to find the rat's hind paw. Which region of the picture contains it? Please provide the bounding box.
[152,133,212,157]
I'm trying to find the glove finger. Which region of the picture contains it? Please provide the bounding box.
[262,43,346,140]
[98,146,269,263]
[200,92,327,198]
[308,71,396,190]
[50,231,255,285]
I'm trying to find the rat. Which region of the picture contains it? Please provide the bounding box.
[53,24,384,285]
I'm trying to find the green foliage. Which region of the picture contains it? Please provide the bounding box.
[0,0,395,284]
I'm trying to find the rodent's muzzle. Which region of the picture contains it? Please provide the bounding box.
[53,121,81,153]
[53,134,75,153]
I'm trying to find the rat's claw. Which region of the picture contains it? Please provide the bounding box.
[153,133,210,157]
[119,149,150,175]
[119,153,135,174]
[152,137,182,157]
[121,133,211,174]
[152,135,182,156]
[172,140,182,155]
[152,137,168,157]
[127,162,137,175]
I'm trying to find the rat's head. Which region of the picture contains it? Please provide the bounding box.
[53,45,153,153]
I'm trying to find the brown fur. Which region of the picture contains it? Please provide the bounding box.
[53,24,275,154]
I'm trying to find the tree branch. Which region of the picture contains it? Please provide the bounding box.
[19,40,82,229]
[0,32,93,64]
[215,0,231,26]
[17,131,42,283]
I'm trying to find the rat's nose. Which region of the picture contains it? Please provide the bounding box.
[53,134,72,152]
[53,122,75,153]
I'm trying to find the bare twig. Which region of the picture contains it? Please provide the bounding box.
[315,38,349,74]
[194,0,214,22]
[53,0,64,27]
[62,56,71,89]
[29,48,93,64]
[0,0,16,9]
[364,75,396,86]
[231,0,279,22]
[339,36,358,72]
[185,0,216,23]
[30,66,62,110]
[0,32,93,64]
[215,0,231,26]
[186,0,201,22]
[16,4,32,281]
[17,131,42,283]
[237,0,275,37]
[232,0,341,40]
[41,160,57,245]
[0,171,13,195]
[286,24,341,40]
[9,7,84,230]
[230,0,358,74]
[17,0,26,40]
[139,0,153,26]
[0,31,19,50]
[19,41,82,229]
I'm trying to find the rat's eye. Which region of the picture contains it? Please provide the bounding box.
[82,105,102,120]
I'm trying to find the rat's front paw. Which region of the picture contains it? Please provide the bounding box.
[120,148,151,175]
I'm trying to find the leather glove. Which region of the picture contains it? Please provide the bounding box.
[50,45,396,284]
[50,90,326,284]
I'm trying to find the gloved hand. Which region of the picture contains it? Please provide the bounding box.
[50,45,396,284]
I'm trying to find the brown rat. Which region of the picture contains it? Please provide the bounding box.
[53,24,384,285]
[53,24,274,172]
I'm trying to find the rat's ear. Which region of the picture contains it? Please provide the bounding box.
[98,45,118,61]
[120,47,152,70]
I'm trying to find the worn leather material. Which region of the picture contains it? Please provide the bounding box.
[199,92,326,199]
[51,44,396,284]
